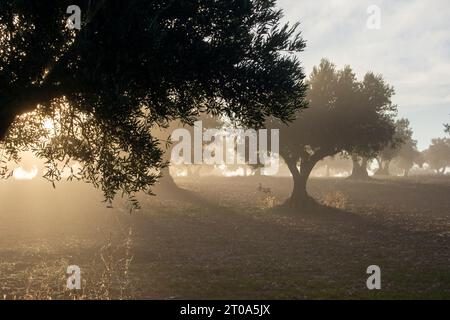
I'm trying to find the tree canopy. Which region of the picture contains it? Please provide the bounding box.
[392,139,422,177]
[374,118,414,176]
[424,138,450,174]
[0,0,307,206]
[271,59,397,209]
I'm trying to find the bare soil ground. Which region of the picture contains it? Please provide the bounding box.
[0,175,449,299]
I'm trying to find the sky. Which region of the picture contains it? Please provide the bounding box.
[279,0,450,150]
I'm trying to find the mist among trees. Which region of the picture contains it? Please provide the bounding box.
[0,0,449,301]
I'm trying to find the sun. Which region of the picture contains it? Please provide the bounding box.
[43,118,54,131]
[13,166,38,180]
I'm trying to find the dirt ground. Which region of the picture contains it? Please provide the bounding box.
[0,175,449,299]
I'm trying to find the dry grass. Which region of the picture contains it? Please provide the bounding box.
[320,191,349,210]
[1,227,135,300]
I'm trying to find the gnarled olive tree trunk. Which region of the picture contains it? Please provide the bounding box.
[349,156,370,180]
[284,156,319,210]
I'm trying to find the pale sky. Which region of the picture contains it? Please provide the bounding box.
[279,0,450,150]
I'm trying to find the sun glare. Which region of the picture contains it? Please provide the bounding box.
[43,119,54,130]
[13,166,38,180]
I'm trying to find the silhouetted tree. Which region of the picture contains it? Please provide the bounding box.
[374,118,413,176]
[347,73,397,179]
[315,155,352,177]
[424,138,450,174]
[271,59,396,210]
[0,0,307,205]
[392,140,422,177]
[155,114,221,190]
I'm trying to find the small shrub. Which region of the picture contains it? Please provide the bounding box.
[257,183,279,209]
[320,191,349,210]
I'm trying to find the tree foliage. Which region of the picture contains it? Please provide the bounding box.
[392,141,422,176]
[375,118,414,176]
[0,0,307,205]
[424,138,450,174]
[270,59,397,209]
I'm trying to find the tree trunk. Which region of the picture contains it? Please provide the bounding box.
[403,168,409,177]
[156,166,179,191]
[375,160,390,176]
[384,161,391,175]
[361,158,370,177]
[375,158,382,174]
[253,167,261,176]
[284,158,317,210]
[374,158,383,176]
[325,164,330,177]
[349,156,370,180]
